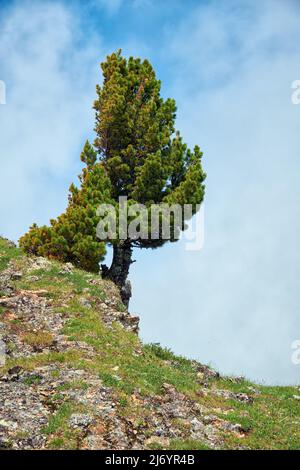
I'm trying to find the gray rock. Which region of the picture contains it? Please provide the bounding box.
[10,272,23,280]
[59,262,74,274]
[79,297,92,309]
[191,417,205,432]
[214,389,253,404]
[220,422,245,433]
[69,413,94,429]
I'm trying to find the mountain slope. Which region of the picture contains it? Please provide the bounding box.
[0,237,299,450]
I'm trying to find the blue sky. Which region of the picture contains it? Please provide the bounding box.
[0,0,300,384]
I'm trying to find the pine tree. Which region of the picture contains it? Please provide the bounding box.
[19,142,112,273]
[20,51,206,306]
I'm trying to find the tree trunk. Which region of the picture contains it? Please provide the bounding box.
[101,241,133,308]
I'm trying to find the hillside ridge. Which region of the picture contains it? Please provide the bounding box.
[0,237,299,450]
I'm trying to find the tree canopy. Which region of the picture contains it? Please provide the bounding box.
[20,50,206,305]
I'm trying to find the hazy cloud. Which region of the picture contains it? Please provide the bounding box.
[131,0,300,385]
[0,0,299,385]
[0,1,103,240]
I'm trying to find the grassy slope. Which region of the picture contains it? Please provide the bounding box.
[0,237,299,450]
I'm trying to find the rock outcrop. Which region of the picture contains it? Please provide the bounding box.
[0,238,299,450]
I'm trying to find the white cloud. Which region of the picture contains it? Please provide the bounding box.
[0,1,104,241]
[1,0,299,384]
[131,0,300,385]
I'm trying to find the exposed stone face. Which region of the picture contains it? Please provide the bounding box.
[0,247,252,450]
[212,389,254,405]
[0,254,144,449]
[69,413,94,429]
[0,363,238,450]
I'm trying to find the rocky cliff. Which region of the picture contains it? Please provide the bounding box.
[0,237,299,450]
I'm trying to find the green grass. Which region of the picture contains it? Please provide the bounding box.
[213,379,300,449]
[61,304,199,397]
[0,238,22,272]
[168,439,211,450]
[42,402,75,435]
[56,380,90,392]
[41,402,84,450]
[13,262,105,304]
[2,350,83,372]
[0,236,299,450]
[47,437,66,449]
[23,374,43,385]
[23,331,54,348]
